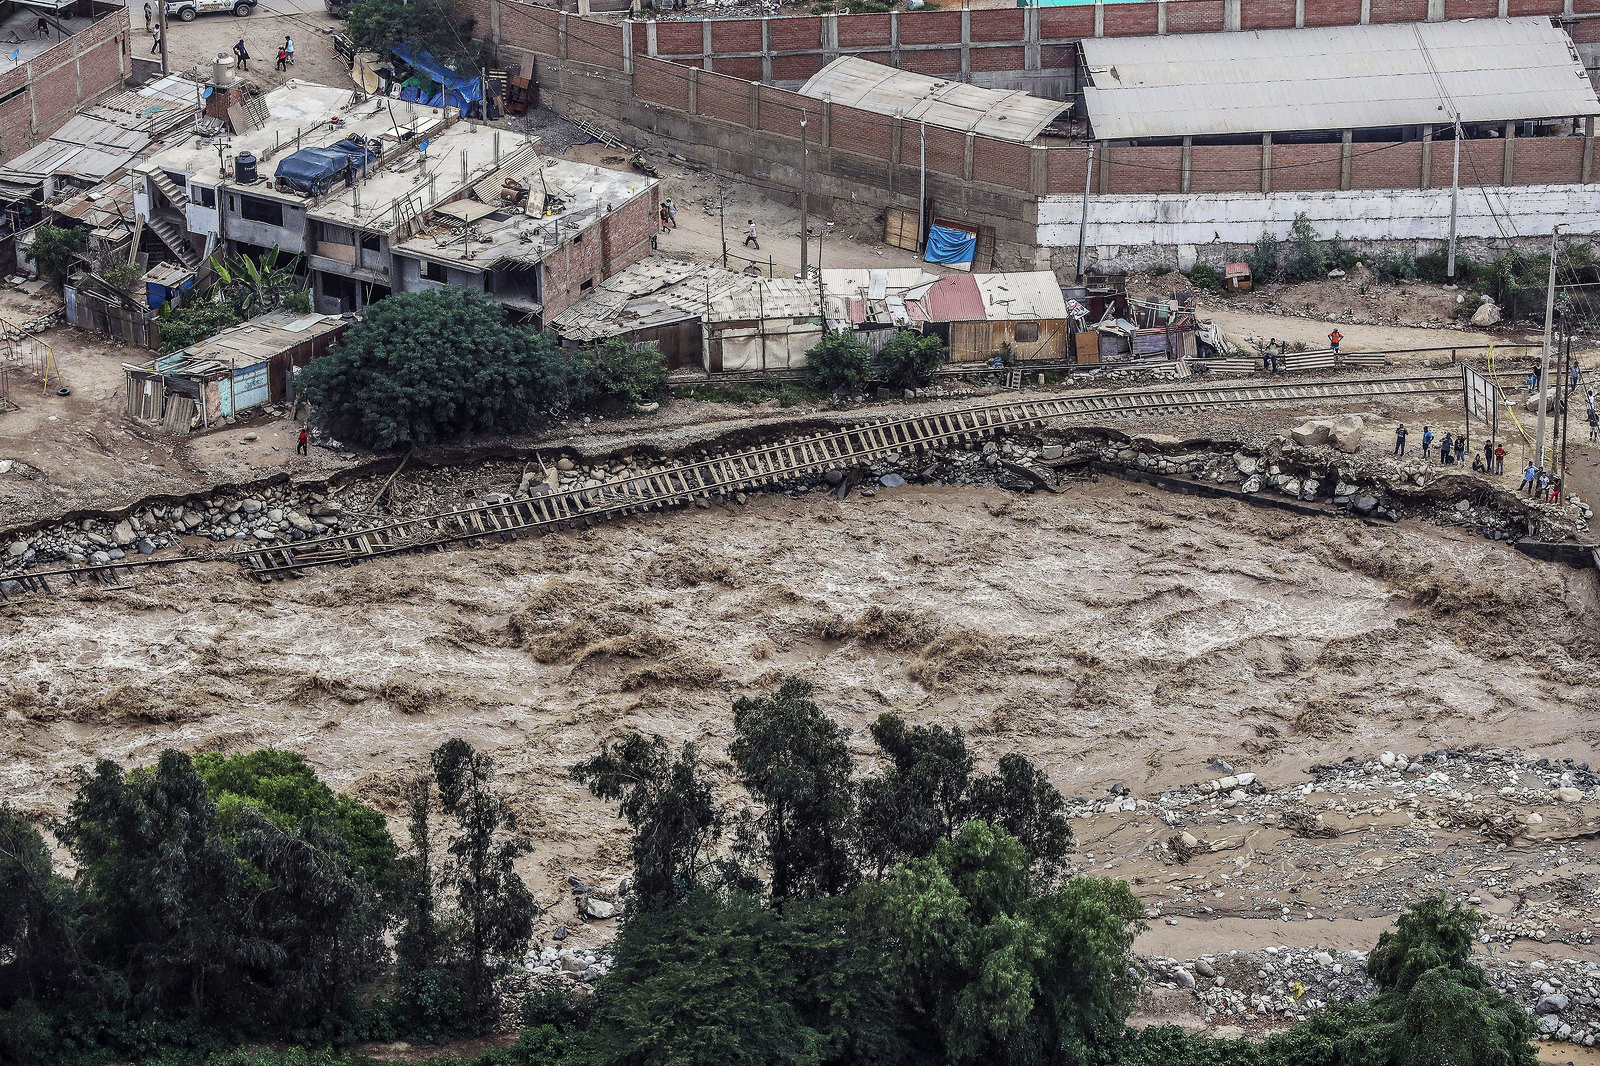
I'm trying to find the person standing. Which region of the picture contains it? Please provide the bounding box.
[1537,469,1550,500]
[234,39,250,71]
[284,35,294,66]
[297,428,309,456]
[1328,328,1342,353]
[1393,424,1408,457]
[1494,443,1506,475]
[1521,462,1537,495]
[666,198,677,229]
[744,219,759,248]
[659,202,671,233]
[275,45,288,72]
[36,15,49,39]
[1483,437,1494,470]
[1454,435,1465,466]
[144,2,153,33]
[1440,431,1454,465]
[1589,408,1599,443]
[1421,425,1434,461]
[1262,341,1273,375]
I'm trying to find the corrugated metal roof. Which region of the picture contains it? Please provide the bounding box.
[1080,17,1600,140]
[797,57,1069,144]
[908,275,986,322]
[976,272,1070,320]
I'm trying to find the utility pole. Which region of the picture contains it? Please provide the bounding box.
[158,0,169,76]
[918,119,926,254]
[1076,144,1095,283]
[1558,323,1573,490]
[1447,115,1461,279]
[799,112,809,280]
[718,185,726,268]
[1535,224,1559,468]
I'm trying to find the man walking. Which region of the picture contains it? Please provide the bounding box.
[284,35,294,66]
[1421,425,1434,461]
[1393,423,1408,457]
[150,23,161,54]
[744,219,758,249]
[1590,408,1599,443]
[234,39,250,72]
[297,428,309,456]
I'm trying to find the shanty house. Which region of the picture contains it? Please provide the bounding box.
[904,272,1069,364]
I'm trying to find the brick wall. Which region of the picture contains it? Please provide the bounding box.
[1047,147,1091,194]
[545,186,656,320]
[634,56,689,111]
[1189,145,1259,193]
[768,15,821,50]
[897,10,962,44]
[1102,2,1159,34]
[1349,142,1423,190]
[830,105,891,161]
[1369,0,1428,21]
[1240,0,1297,31]
[1105,146,1184,193]
[599,187,658,282]
[0,7,130,165]
[1268,143,1343,191]
[710,19,761,53]
[697,70,749,123]
[969,9,1025,41]
[1164,0,1226,33]
[1513,137,1586,184]
[1304,0,1362,25]
[974,138,1031,191]
[837,13,890,47]
[1428,138,1505,188]
[1039,6,1094,37]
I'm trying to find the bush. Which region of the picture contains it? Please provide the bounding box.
[874,329,946,390]
[1187,263,1224,293]
[297,288,579,450]
[27,225,86,287]
[803,331,874,395]
[1372,250,1419,283]
[1245,214,1336,285]
[578,338,668,411]
[158,296,246,354]
[102,261,144,297]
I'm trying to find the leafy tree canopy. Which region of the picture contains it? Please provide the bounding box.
[348,0,492,72]
[803,332,875,395]
[28,225,87,288]
[297,288,579,450]
[874,330,947,390]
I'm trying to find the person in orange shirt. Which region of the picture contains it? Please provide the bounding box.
[1328,328,1343,353]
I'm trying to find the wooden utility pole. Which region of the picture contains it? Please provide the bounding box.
[158,0,168,75]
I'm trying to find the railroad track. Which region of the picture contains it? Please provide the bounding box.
[235,373,1460,580]
[0,554,204,601]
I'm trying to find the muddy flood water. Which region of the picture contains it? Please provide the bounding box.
[5,479,1600,1017]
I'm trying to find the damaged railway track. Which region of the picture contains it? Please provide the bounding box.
[235,373,1461,580]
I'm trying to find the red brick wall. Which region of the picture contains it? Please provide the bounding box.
[901,49,962,76]
[897,10,962,43]
[1304,0,1362,24]
[1574,0,1600,14]
[1039,6,1095,37]
[974,138,1031,191]
[830,105,891,160]
[768,15,821,50]
[654,21,703,55]
[769,53,821,80]
[1441,0,1498,16]
[969,9,1025,41]
[1165,0,1226,33]
[758,85,804,138]
[1241,0,1297,31]
[920,125,967,177]
[1368,0,1428,19]
[1571,18,1600,42]
[1103,1,1159,34]
[971,45,1027,72]
[1189,145,1259,193]
[1047,147,1091,194]
[1512,137,1585,184]
[710,19,761,53]
[599,187,658,283]
[1428,138,1505,188]
[634,57,689,111]
[837,13,891,47]
[0,91,31,163]
[1106,147,1184,193]
[1506,0,1562,11]
[1350,142,1423,190]
[1268,143,1343,191]
[567,16,624,68]
[698,71,749,122]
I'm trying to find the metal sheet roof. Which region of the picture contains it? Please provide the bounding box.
[1080,17,1600,140]
[797,57,1070,144]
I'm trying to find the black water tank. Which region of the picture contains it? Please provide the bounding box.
[235,151,258,184]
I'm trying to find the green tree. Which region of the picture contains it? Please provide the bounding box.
[158,294,245,354]
[102,261,145,297]
[298,288,580,450]
[578,338,669,411]
[193,749,397,885]
[966,754,1073,882]
[572,732,723,911]
[213,246,302,319]
[873,330,946,390]
[729,678,859,903]
[429,740,539,1029]
[877,821,1144,1065]
[392,776,458,1040]
[27,225,87,287]
[803,332,874,395]
[0,808,88,1066]
[348,0,490,71]
[857,714,974,877]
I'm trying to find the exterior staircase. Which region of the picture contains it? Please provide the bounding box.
[150,170,190,210]
[148,212,201,271]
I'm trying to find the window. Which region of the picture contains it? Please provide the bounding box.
[579,278,593,292]
[572,233,583,244]
[194,186,216,208]
[238,196,284,226]
[422,260,448,283]
[360,233,380,252]
[1014,322,1039,343]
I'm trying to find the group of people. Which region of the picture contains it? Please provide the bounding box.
[1394,423,1568,503]
[140,10,294,72]
[657,198,677,232]
[1257,328,1344,373]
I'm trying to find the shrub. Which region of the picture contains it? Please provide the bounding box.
[803,331,874,394]
[102,261,145,297]
[158,296,245,354]
[1372,250,1419,283]
[297,288,578,450]
[27,225,86,287]
[578,338,668,411]
[874,329,947,390]
[1187,263,1224,293]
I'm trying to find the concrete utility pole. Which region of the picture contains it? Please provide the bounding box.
[1535,224,1559,468]
[158,0,169,76]
[1447,115,1461,279]
[1075,144,1094,283]
[799,112,809,280]
[918,119,926,253]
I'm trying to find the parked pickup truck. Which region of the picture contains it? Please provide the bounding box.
[166,0,254,21]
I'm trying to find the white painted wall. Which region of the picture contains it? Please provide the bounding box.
[1037,184,1600,252]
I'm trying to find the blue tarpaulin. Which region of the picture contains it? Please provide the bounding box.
[275,136,379,195]
[392,44,484,113]
[924,224,977,265]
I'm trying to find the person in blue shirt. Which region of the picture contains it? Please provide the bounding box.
[1421,426,1434,461]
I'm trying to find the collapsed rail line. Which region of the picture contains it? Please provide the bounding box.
[233,373,1460,580]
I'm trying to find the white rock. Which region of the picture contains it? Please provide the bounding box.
[1470,300,1501,327]
[1555,786,1583,803]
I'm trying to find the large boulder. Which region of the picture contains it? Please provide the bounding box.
[1330,415,1366,453]
[1470,299,1502,327]
[1290,420,1335,447]
[1524,388,1557,413]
